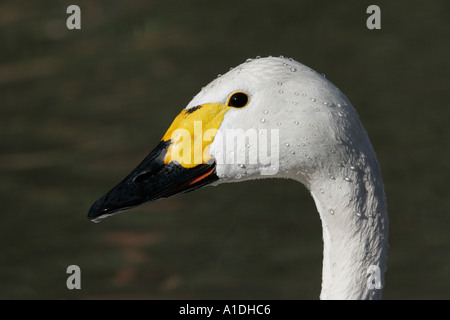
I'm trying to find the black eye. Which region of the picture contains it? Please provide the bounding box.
[227,92,249,108]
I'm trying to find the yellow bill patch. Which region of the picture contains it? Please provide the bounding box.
[162,103,230,168]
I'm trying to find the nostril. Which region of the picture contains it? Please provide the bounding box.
[133,171,155,184]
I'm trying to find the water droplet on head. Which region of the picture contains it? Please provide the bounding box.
[330,175,335,180]
[294,92,299,96]
[320,188,324,194]
[277,122,281,126]
[345,177,352,182]
[277,81,283,86]
[294,120,299,125]
[238,163,246,169]
[279,90,284,94]
[246,58,252,62]
[350,166,356,171]
[260,118,266,123]
[263,110,268,114]
[290,150,295,154]
[310,98,316,102]
[285,142,290,147]
[329,209,335,215]
[255,55,261,59]
[290,67,297,72]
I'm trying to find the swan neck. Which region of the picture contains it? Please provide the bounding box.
[309,159,388,300]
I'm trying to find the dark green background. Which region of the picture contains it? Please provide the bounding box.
[1,0,449,299]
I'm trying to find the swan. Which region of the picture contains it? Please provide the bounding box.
[88,56,389,300]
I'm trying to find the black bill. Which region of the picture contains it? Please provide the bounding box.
[88,140,218,223]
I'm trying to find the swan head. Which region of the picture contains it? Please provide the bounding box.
[88,56,369,222]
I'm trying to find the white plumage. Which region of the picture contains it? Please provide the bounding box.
[89,56,389,300]
[188,57,389,299]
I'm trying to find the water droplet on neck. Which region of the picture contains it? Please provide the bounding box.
[345,177,352,182]
[263,109,268,114]
[279,90,284,94]
[320,188,324,194]
[277,81,283,86]
[260,118,266,123]
[238,163,246,169]
[285,142,290,147]
[329,209,335,215]
[290,150,295,154]
[350,166,356,171]
[294,120,299,125]
[310,98,316,102]
[277,122,281,126]
[294,92,299,96]
[330,175,335,180]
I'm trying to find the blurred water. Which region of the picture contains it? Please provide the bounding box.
[0,0,449,299]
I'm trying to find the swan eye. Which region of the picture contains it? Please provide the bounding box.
[227,92,249,108]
